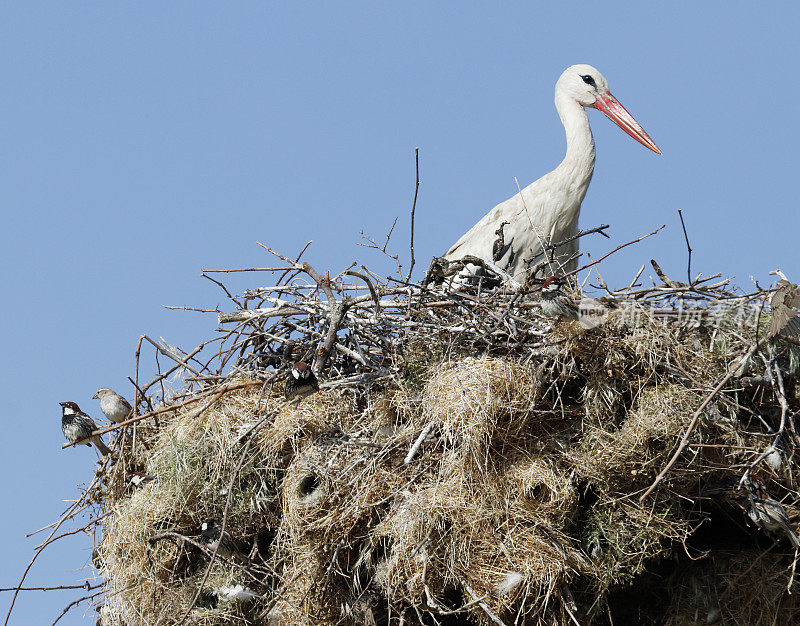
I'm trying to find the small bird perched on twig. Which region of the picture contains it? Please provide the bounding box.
[93,387,133,423]
[539,276,614,328]
[767,274,800,339]
[285,361,319,401]
[539,276,580,320]
[60,401,111,455]
[199,518,244,560]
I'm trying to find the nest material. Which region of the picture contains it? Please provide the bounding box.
[79,256,800,626]
[663,550,800,625]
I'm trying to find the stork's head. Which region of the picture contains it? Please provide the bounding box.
[557,64,661,154]
[557,64,610,107]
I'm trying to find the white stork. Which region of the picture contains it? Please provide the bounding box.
[443,64,660,282]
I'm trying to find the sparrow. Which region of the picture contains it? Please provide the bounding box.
[703,477,800,549]
[60,401,111,455]
[745,480,800,549]
[92,387,133,423]
[767,279,800,339]
[539,276,614,329]
[126,471,155,489]
[284,361,319,401]
[538,276,580,320]
[199,518,244,560]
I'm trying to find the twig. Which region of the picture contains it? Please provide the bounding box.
[34,512,110,551]
[201,272,242,308]
[140,336,203,378]
[563,224,665,280]
[202,266,295,273]
[0,582,101,593]
[345,270,380,316]
[544,224,611,251]
[650,259,685,288]
[257,241,297,265]
[51,588,107,626]
[404,423,434,465]
[4,469,105,625]
[280,240,314,284]
[139,344,205,396]
[162,305,222,312]
[678,209,693,285]
[133,334,144,450]
[359,220,403,276]
[459,578,508,626]
[300,261,337,303]
[406,147,420,282]
[127,376,152,413]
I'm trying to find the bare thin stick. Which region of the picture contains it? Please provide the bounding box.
[50,588,107,626]
[202,266,295,273]
[0,582,101,593]
[406,147,420,281]
[677,209,693,284]
[140,336,203,378]
[139,344,205,396]
[277,240,314,286]
[404,423,434,465]
[257,242,296,264]
[460,578,508,626]
[34,512,110,550]
[201,272,242,307]
[132,334,143,458]
[545,224,611,251]
[563,224,666,280]
[4,468,105,625]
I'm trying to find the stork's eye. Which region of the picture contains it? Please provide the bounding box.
[581,75,596,87]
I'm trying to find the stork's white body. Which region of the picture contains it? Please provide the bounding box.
[443,64,659,281]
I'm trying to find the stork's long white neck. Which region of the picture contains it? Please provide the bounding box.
[553,91,596,196]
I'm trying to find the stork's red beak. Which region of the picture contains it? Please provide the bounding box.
[591,92,661,155]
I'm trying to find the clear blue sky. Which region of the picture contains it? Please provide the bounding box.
[2,2,798,623]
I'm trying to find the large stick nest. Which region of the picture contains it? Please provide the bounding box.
[70,252,800,625]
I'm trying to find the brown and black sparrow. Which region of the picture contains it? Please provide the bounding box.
[284,361,319,401]
[539,276,613,328]
[539,277,580,320]
[60,401,111,455]
[93,387,133,423]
